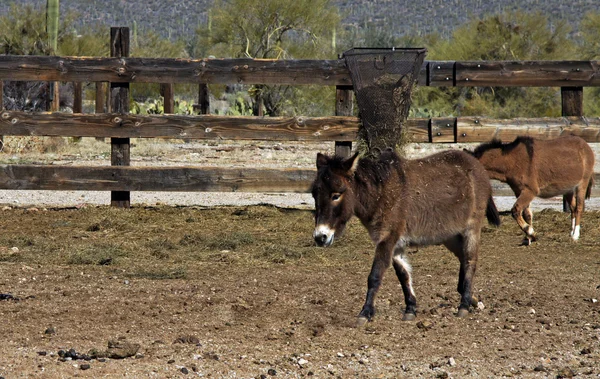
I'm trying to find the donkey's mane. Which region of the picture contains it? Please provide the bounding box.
[355,150,400,186]
[322,150,399,186]
[472,136,535,159]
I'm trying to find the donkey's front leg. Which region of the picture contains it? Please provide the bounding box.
[357,238,395,327]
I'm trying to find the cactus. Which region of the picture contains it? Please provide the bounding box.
[46,0,59,54]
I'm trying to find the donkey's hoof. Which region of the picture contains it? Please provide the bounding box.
[355,316,369,328]
[456,308,470,318]
[521,237,532,246]
[402,312,416,321]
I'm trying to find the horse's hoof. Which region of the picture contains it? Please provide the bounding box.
[456,308,470,318]
[356,316,369,328]
[470,296,479,307]
[402,312,416,321]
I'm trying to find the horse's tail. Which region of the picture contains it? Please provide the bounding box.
[486,195,501,227]
[585,176,594,200]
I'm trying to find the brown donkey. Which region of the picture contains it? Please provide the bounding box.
[469,135,595,245]
[311,149,501,325]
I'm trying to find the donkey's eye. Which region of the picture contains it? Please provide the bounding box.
[331,193,342,201]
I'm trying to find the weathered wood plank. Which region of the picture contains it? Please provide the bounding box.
[0,112,360,141]
[456,117,600,142]
[405,119,429,143]
[2,56,599,87]
[456,61,600,87]
[0,165,316,192]
[428,61,455,86]
[4,112,600,142]
[1,165,598,195]
[431,118,455,143]
[0,56,353,86]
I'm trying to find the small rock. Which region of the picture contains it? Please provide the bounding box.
[528,308,536,315]
[44,327,56,335]
[436,371,449,379]
[173,335,200,345]
[37,351,47,356]
[297,358,308,367]
[580,347,592,355]
[80,363,91,370]
[180,367,189,374]
[533,364,547,372]
[416,320,434,330]
[448,357,456,367]
[267,368,277,376]
[476,301,485,310]
[336,352,345,358]
[167,359,175,364]
[11,247,19,253]
[556,367,575,378]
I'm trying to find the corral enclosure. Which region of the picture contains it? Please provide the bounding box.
[1,28,600,378]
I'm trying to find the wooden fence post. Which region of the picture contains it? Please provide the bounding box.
[0,80,3,151]
[71,82,83,142]
[561,86,584,212]
[110,27,131,208]
[161,83,174,113]
[195,83,209,114]
[95,82,107,141]
[335,85,353,157]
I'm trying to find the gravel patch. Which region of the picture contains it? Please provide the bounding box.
[2,189,600,212]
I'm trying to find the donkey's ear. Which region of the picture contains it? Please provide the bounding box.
[342,152,360,175]
[316,153,329,168]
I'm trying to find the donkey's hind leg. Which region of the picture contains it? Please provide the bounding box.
[392,250,417,321]
[564,192,577,239]
[572,187,587,241]
[444,233,479,317]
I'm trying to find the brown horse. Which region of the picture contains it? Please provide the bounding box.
[469,135,595,245]
[311,149,500,325]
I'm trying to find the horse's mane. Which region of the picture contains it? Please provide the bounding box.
[472,136,535,159]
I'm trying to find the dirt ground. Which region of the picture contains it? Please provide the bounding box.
[1,205,599,378]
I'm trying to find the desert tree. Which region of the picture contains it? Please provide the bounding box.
[192,0,341,116]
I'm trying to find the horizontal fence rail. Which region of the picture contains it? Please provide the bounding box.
[0,165,314,192]
[2,111,600,143]
[1,50,600,203]
[1,56,600,86]
[1,165,598,197]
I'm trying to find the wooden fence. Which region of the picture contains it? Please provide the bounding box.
[1,27,600,206]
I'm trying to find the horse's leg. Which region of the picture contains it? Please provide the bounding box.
[511,191,537,245]
[391,248,417,321]
[357,237,395,326]
[444,234,479,316]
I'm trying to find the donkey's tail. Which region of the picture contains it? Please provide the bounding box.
[585,176,594,200]
[486,195,501,227]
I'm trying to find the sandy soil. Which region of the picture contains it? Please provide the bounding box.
[0,206,599,378]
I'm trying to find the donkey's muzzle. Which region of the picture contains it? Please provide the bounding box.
[313,225,334,247]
